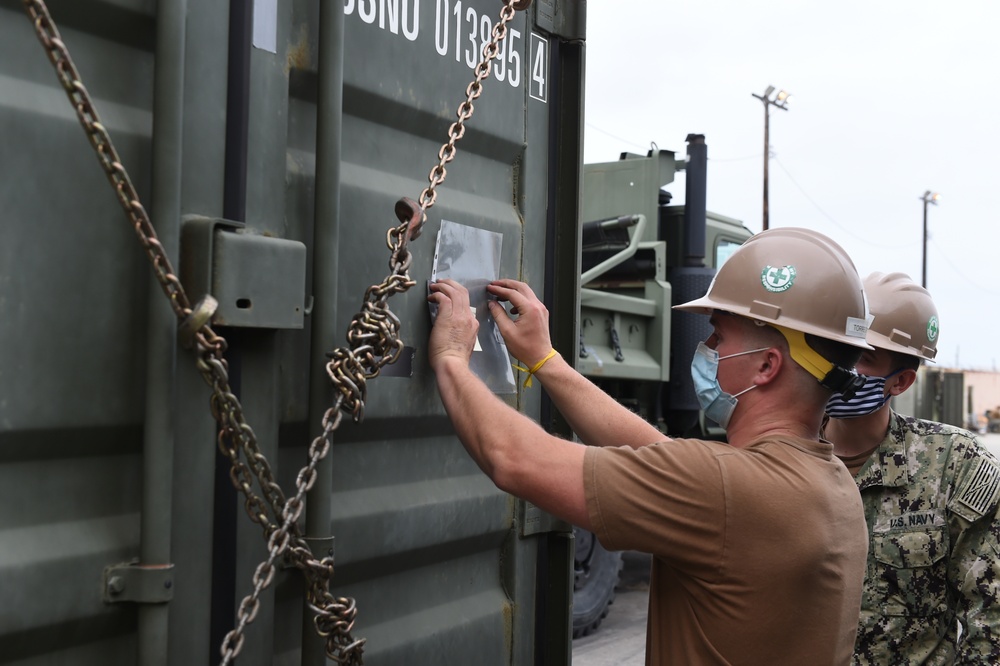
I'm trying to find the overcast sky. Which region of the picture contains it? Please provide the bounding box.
[582,1,1000,370]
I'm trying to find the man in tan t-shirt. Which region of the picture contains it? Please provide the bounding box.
[428,227,870,665]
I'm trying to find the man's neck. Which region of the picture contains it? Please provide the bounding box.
[724,384,831,447]
[726,409,824,448]
[824,407,891,457]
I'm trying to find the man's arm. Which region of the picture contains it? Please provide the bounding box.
[951,514,1000,661]
[949,450,1000,661]
[428,279,592,530]
[487,279,668,449]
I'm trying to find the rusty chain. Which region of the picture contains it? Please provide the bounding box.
[22,0,528,663]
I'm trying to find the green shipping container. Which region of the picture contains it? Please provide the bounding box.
[0,0,585,664]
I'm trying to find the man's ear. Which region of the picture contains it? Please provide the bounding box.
[755,348,784,386]
[889,368,917,395]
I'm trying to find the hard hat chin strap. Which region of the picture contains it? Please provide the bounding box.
[822,366,866,399]
[769,324,864,399]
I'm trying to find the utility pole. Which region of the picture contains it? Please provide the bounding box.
[921,190,940,289]
[752,86,791,231]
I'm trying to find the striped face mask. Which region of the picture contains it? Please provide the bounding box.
[825,369,903,419]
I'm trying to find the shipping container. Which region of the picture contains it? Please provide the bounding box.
[0,1,585,664]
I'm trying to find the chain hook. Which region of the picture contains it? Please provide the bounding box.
[179,295,219,349]
[394,197,423,245]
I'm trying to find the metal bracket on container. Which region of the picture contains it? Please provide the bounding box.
[533,0,584,40]
[282,536,336,570]
[520,499,570,537]
[306,535,336,559]
[103,561,175,604]
[180,215,307,330]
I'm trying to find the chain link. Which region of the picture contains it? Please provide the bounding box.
[22,0,527,663]
[22,2,193,320]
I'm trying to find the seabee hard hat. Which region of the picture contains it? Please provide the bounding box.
[862,271,939,361]
[675,227,872,349]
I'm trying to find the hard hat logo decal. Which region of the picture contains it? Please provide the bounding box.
[927,315,939,342]
[761,265,797,293]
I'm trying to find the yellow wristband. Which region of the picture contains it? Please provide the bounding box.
[513,349,558,388]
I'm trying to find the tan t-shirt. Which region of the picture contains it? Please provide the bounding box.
[585,436,867,666]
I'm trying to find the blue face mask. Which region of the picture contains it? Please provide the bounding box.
[826,369,903,419]
[691,342,769,429]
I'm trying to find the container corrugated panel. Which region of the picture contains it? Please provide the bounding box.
[0,2,155,663]
[0,1,582,664]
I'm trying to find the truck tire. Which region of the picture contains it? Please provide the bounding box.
[572,526,623,638]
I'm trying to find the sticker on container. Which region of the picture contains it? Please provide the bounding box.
[253,0,278,54]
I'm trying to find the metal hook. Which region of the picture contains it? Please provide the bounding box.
[394,197,423,243]
[178,295,218,349]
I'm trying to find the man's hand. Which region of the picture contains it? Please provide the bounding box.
[487,279,553,367]
[427,279,480,372]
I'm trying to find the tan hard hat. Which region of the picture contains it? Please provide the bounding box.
[674,227,872,349]
[863,271,938,361]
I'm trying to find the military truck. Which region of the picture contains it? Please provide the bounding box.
[571,135,753,637]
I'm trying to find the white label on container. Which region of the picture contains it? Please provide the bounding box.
[253,0,278,53]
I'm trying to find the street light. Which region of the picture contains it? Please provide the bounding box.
[921,190,941,289]
[752,86,791,231]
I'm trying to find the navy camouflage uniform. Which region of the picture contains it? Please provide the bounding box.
[852,410,1000,664]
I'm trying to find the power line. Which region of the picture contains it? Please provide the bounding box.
[584,123,649,152]
[709,153,761,163]
[772,156,920,251]
[929,237,1000,296]
[772,157,1000,298]
[585,125,760,163]
[585,121,784,166]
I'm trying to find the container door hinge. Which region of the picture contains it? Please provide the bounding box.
[103,560,175,604]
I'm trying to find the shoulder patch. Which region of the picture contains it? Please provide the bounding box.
[951,456,1000,522]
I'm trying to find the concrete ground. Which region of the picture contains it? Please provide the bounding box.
[571,433,1000,665]
[571,551,651,666]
